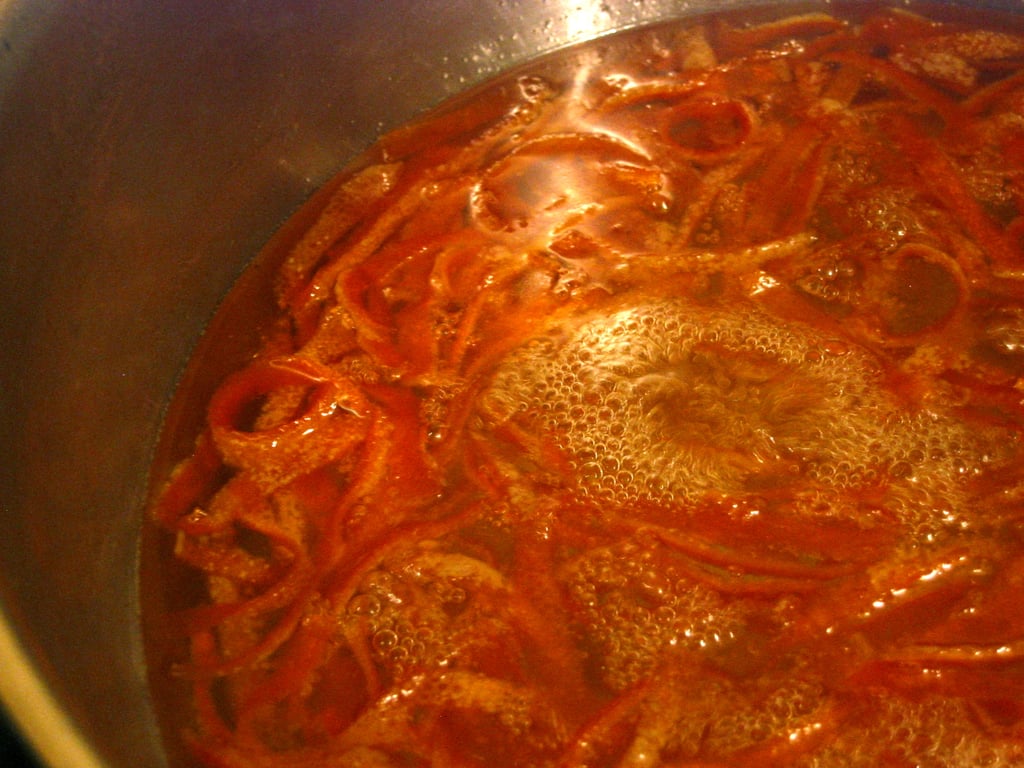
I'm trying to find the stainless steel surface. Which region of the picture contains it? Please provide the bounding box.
[0,1,1019,766]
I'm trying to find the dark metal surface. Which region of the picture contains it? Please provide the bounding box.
[0,1,1020,766]
[0,3,750,764]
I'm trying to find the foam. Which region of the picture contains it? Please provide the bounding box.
[562,537,746,690]
[346,550,506,680]
[484,300,1004,542]
[803,694,1024,768]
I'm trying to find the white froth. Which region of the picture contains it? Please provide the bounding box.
[485,300,1000,540]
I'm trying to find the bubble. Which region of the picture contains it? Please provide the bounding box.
[372,628,399,652]
[517,74,555,102]
[347,593,382,617]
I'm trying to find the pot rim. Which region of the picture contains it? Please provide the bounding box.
[0,613,104,768]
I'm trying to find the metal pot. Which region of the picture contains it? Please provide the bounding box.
[0,1,1018,766]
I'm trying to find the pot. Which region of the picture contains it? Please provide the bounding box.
[0,1,1020,766]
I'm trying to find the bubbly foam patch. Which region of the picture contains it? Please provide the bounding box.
[346,547,511,681]
[802,694,1024,768]
[562,537,746,691]
[484,301,1002,539]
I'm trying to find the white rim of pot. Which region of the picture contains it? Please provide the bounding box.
[0,610,105,768]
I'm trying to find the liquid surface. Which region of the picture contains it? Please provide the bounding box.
[147,5,1024,767]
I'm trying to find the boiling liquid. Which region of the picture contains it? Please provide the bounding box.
[145,5,1024,767]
